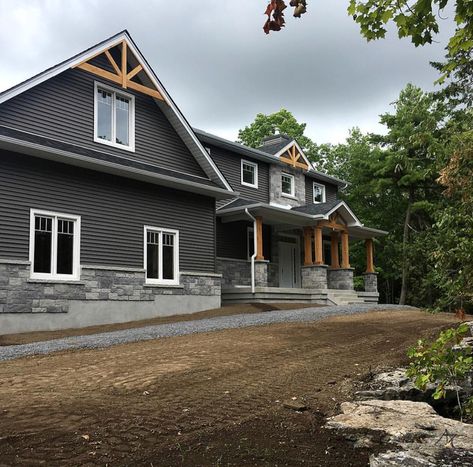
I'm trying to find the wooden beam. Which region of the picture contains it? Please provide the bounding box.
[280,156,308,170]
[365,238,375,273]
[127,80,164,101]
[127,64,143,80]
[330,231,340,269]
[75,62,122,85]
[314,226,324,265]
[255,216,264,261]
[121,41,127,88]
[341,231,350,269]
[303,227,313,266]
[317,219,347,231]
[105,50,122,76]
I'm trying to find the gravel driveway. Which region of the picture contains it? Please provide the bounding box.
[0,304,414,361]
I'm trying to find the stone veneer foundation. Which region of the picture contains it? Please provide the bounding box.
[0,259,221,334]
[327,268,354,290]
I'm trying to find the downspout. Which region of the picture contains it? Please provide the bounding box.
[244,208,257,294]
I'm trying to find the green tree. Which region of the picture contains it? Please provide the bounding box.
[347,0,473,74]
[237,109,317,159]
[372,84,446,304]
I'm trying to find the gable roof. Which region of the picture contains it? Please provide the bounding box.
[0,30,232,192]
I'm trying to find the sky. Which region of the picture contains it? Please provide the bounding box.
[0,0,456,144]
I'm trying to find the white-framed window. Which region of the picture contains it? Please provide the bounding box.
[241,159,258,188]
[29,209,81,281]
[144,226,179,285]
[281,173,295,197]
[313,182,326,203]
[94,81,135,152]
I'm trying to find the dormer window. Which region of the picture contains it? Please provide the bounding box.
[94,82,135,152]
[241,159,258,188]
[313,182,326,203]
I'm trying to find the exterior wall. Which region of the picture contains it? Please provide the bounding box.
[305,178,338,205]
[216,257,251,287]
[0,260,221,334]
[0,65,207,178]
[269,165,306,207]
[208,144,270,205]
[0,151,216,272]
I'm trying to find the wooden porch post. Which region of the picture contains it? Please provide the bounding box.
[330,231,340,269]
[303,227,313,266]
[341,231,350,269]
[365,238,375,273]
[314,225,324,265]
[255,216,264,260]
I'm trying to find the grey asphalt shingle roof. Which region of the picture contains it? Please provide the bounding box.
[217,197,259,210]
[257,139,291,155]
[0,125,220,188]
[291,199,341,215]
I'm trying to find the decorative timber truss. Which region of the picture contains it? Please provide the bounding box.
[279,144,309,170]
[74,40,164,102]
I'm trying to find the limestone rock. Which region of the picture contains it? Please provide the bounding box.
[327,400,473,450]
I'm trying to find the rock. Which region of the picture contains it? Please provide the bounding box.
[374,369,410,388]
[327,400,473,450]
[283,399,308,411]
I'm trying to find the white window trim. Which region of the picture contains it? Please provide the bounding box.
[281,172,295,198]
[241,159,258,189]
[29,209,81,281]
[313,182,326,204]
[143,226,179,285]
[94,81,135,152]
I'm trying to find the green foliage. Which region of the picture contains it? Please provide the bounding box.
[347,0,473,75]
[407,323,473,419]
[237,109,317,159]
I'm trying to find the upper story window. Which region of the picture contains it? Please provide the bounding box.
[94,82,135,152]
[29,209,81,281]
[313,182,326,203]
[281,173,295,197]
[144,226,179,285]
[241,159,258,188]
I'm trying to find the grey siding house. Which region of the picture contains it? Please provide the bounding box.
[0,30,387,335]
[0,31,234,334]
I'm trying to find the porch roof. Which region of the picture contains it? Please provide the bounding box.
[217,198,387,239]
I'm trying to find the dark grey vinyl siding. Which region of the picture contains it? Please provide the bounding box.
[0,151,215,272]
[216,219,271,261]
[0,67,207,178]
[208,144,269,203]
[305,177,338,205]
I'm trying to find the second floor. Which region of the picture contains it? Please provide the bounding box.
[195,130,347,209]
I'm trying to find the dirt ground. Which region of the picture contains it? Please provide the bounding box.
[0,309,461,466]
[0,302,320,346]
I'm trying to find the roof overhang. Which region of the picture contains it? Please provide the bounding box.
[217,200,387,238]
[0,134,236,200]
[0,30,233,193]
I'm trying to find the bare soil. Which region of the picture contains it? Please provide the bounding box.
[0,309,460,466]
[0,302,320,346]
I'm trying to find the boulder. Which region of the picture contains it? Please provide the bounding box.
[327,400,473,450]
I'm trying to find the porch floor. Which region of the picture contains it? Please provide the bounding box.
[222,287,379,306]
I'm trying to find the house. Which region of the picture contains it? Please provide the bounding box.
[0,31,385,335]
[198,131,386,305]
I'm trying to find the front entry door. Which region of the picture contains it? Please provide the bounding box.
[279,241,301,288]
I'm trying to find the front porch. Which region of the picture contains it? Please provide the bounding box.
[216,199,385,305]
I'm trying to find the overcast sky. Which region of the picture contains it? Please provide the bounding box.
[0,0,456,144]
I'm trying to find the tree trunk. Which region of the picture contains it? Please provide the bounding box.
[399,190,414,305]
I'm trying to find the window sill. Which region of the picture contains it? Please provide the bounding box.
[241,182,258,189]
[94,137,135,153]
[281,193,297,200]
[144,283,184,289]
[27,279,85,285]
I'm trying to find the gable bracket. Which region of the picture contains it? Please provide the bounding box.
[74,40,165,102]
[280,144,308,170]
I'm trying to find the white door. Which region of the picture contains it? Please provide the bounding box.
[279,241,301,288]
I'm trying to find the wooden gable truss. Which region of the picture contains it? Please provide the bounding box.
[74,40,164,102]
[279,144,309,170]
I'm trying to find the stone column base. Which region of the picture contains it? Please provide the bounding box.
[254,260,269,287]
[327,268,354,290]
[301,264,328,289]
[363,272,378,293]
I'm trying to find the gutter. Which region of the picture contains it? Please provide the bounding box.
[244,208,257,294]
